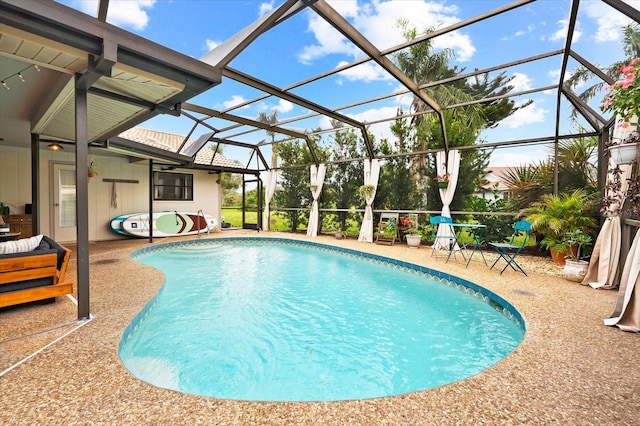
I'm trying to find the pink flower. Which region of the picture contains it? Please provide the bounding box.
[600,57,640,127]
[620,65,635,75]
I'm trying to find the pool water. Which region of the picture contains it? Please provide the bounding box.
[119,239,524,402]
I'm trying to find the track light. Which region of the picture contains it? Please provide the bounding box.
[1,64,40,90]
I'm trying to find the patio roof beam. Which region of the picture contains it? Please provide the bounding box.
[568,49,617,86]
[552,0,580,194]
[183,101,321,165]
[97,0,109,22]
[562,87,608,130]
[183,102,307,141]
[201,0,313,69]
[311,0,448,152]
[221,67,373,158]
[383,0,537,57]
[602,0,640,22]
[211,138,270,170]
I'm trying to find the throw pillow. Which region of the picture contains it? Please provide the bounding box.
[0,234,44,255]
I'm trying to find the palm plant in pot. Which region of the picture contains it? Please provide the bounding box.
[560,229,592,282]
[519,189,597,265]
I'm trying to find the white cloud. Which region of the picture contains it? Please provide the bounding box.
[547,19,581,43]
[336,61,393,83]
[489,146,547,167]
[584,0,637,42]
[498,101,548,129]
[74,0,156,31]
[515,24,536,37]
[300,0,475,67]
[509,73,533,92]
[275,99,294,113]
[258,1,275,18]
[548,69,561,83]
[223,95,248,109]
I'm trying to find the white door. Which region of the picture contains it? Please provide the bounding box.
[52,163,77,242]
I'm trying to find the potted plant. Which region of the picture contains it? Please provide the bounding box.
[379,217,397,240]
[519,189,597,265]
[358,184,376,201]
[600,57,640,164]
[88,158,98,177]
[433,172,450,189]
[399,215,421,248]
[560,229,592,282]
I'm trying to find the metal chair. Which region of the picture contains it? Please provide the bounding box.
[488,220,531,276]
[429,215,456,260]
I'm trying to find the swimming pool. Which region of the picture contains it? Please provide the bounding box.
[119,238,524,402]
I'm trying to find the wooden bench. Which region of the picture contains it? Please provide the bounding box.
[0,237,72,308]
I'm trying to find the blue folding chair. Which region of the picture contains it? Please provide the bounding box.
[429,215,457,260]
[489,220,531,276]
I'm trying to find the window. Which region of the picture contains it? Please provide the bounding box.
[153,171,193,201]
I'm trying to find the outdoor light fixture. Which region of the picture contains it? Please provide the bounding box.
[48,143,64,151]
[0,64,39,90]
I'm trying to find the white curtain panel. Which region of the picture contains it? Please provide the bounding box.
[262,170,278,231]
[358,159,381,242]
[434,149,461,249]
[583,163,633,289]
[306,164,326,237]
[604,229,640,332]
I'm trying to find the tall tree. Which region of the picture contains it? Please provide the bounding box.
[326,121,364,232]
[393,23,525,213]
[375,112,420,210]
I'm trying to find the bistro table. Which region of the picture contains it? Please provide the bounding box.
[0,232,21,242]
[446,223,487,268]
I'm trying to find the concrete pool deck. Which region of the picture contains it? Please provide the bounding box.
[1,231,638,425]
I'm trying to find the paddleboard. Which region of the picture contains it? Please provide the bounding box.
[110,213,138,236]
[112,211,217,238]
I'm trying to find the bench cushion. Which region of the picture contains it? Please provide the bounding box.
[0,234,44,255]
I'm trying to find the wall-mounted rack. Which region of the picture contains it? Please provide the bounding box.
[102,178,139,184]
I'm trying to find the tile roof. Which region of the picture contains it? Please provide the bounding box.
[118,128,242,169]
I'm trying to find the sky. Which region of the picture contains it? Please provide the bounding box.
[59,0,639,167]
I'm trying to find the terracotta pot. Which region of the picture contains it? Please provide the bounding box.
[550,246,577,265]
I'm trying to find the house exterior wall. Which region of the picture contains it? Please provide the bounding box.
[1,145,221,241]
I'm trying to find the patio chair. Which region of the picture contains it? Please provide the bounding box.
[429,215,456,259]
[489,220,531,276]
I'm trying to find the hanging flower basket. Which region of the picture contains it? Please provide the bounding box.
[437,181,449,189]
[608,142,639,165]
[88,167,97,178]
